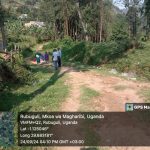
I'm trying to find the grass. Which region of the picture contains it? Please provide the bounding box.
[0,64,69,150]
[110,41,150,80]
[113,85,129,91]
[139,88,150,103]
[81,148,107,150]
[0,65,69,112]
[80,86,100,111]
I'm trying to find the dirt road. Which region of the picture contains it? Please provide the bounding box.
[61,67,149,112]
[54,67,150,150]
[29,65,149,150]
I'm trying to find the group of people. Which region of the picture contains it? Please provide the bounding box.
[35,48,62,70]
[35,51,49,64]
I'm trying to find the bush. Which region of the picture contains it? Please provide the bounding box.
[0,61,32,91]
[22,48,33,58]
[62,41,86,63]
[110,42,150,80]
[0,62,16,83]
[62,40,129,66]
[13,63,32,83]
[43,41,59,50]
[43,36,75,50]
[42,36,130,66]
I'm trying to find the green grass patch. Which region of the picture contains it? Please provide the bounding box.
[0,65,69,149]
[113,85,129,91]
[109,41,150,80]
[80,148,107,150]
[80,86,100,111]
[139,88,150,102]
[0,66,69,112]
[81,86,100,102]
[91,66,114,77]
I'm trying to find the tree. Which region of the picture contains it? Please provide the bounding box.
[63,0,69,36]
[144,0,150,38]
[124,0,142,39]
[99,0,103,42]
[0,0,6,50]
[75,0,88,41]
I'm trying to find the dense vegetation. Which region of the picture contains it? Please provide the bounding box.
[0,1,150,149]
[0,0,150,86]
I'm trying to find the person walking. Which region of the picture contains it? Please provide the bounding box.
[35,51,41,64]
[57,48,62,67]
[44,51,49,63]
[52,49,58,70]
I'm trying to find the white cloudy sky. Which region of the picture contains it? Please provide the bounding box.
[113,0,144,9]
[113,0,125,9]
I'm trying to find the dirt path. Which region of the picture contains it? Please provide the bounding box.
[35,43,45,51]
[54,67,150,150]
[61,68,149,112]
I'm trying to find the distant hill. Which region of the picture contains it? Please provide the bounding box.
[1,0,40,8]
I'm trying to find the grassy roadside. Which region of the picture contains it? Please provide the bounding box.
[139,88,150,103]
[79,86,107,150]
[0,65,69,150]
[79,86,100,111]
[0,65,69,112]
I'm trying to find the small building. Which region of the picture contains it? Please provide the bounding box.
[24,21,45,28]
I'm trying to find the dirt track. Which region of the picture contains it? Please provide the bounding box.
[31,66,149,150]
[54,67,150,150]
[61,67,149,112]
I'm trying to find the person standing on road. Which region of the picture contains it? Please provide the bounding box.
[52,49,58,70]
[44,51,49,63]
[35,51,41,64]
[57,48,62,67]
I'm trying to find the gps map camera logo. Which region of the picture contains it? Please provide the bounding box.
[125,103,134,112]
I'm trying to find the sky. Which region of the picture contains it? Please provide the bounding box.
[113,0,125,9]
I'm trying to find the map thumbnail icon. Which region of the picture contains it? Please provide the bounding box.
[0,112,14,147]
[125,103,134,111]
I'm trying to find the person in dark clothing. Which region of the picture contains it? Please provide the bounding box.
[44,51,49,63]
[57,48,62,67]
[52,49,58,70]
[35,51,41,64]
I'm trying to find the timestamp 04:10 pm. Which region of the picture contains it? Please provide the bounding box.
[20,139,84,145]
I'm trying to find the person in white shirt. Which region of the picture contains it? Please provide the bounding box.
[57,48,62,67]
[52,49,58,70]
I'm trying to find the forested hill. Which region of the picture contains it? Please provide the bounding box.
[0,0,150,83]
[2,0,124,17]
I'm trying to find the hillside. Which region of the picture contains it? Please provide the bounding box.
[111,42,150,80]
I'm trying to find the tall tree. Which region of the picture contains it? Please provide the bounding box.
[0,0,6,50]
[63,0,69,36]
[75,0,88,41]
[124,0,142,38]
[144,0,150,38]
[99,0,103,42]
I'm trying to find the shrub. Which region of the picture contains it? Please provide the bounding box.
[22,48,33,58]
[13,63,32,83]
[43,36,75,50]
[43,36,132,71]
[43,41,59,50]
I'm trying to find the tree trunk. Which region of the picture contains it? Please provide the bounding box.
[99,0,103,43]
[75,1,88,41]
[0,0,6,50]
[63,0,69,36]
